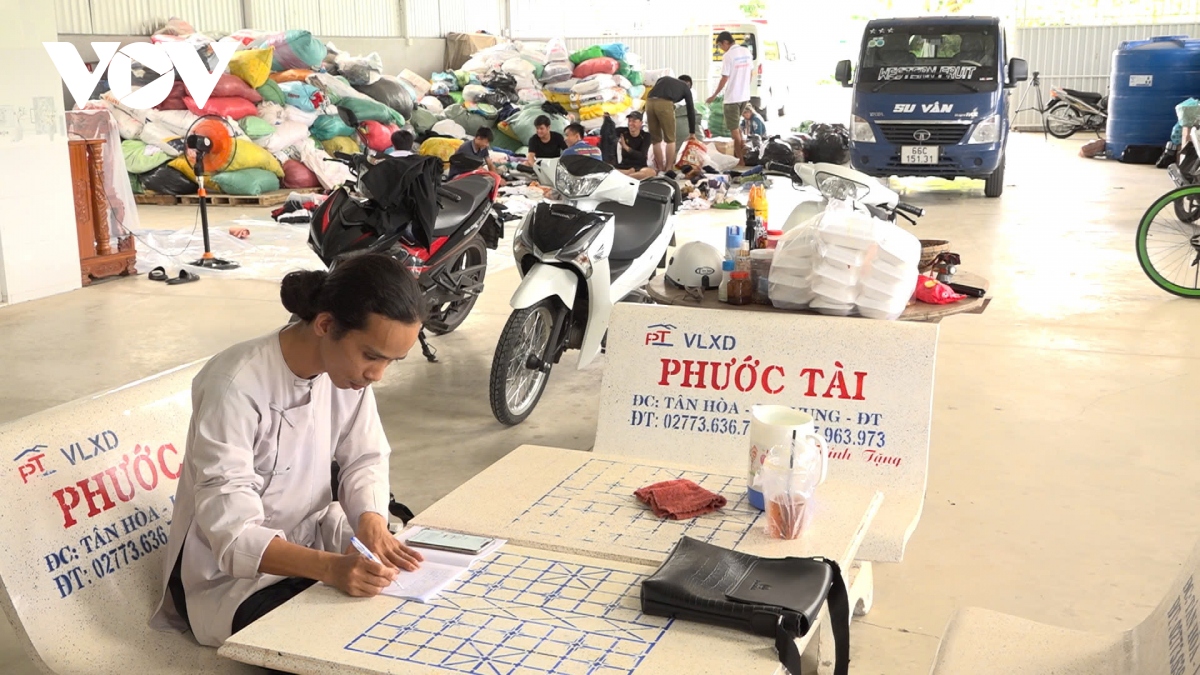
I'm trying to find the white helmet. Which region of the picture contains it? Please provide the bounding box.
[666,241,723,289]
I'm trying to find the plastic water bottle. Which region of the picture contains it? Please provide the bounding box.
[718,259,735,302]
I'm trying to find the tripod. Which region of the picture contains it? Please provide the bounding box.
[1013,71,1048,140]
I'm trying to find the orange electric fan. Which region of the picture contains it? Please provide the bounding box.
[184,115,240,270]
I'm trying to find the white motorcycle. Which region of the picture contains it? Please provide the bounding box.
[766,161,924,228]
[489,155,680,425]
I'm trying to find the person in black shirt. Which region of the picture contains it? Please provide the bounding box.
[645,74,697,173]
[616,111,655,180]
[525,115,568,164]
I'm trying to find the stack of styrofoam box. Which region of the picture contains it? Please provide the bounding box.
[768,206,921,320]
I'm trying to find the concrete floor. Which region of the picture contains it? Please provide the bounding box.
[3,132,1199,674]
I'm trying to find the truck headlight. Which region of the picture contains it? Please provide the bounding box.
[851,115,876,143]
[968,115,1001,144]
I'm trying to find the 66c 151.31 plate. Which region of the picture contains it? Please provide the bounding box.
[901,145,939,165]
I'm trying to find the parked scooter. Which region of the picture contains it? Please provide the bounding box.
[308,152,503,361]
[1044,87,1108,139]
[1168,128,1200,222]
[765,161,924,227]
[489,155,680,426]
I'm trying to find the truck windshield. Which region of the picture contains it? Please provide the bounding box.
[857,25,998,88]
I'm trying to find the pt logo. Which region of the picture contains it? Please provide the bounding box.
[13,445,53,483]
[43,41,237,109]
[645,323,676,347]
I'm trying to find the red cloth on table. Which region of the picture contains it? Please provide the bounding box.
[634,479,727,520]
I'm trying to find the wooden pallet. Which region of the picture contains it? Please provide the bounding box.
[134,188,319,207]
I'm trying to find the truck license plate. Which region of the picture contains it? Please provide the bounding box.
[901,146,939,165]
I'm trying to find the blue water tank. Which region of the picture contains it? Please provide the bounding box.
[1108,36,1200,161]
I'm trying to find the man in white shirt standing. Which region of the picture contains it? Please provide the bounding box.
[707,30,754,163]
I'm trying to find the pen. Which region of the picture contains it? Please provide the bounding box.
[350,536,381,564]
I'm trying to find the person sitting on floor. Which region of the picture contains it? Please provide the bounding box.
[616,111,656,180]
[526,115,568,164]
[447,127,497,179]
[386,129,415,157]
[740,105,767,139]
[562,123,602,159]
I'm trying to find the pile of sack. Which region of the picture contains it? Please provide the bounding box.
[768,205,920,320]
[96,19,419,197]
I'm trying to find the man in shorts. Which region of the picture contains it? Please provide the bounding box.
[707,31,754,162]
[644,74,696,174]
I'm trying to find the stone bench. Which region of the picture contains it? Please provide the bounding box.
[593,303,939,563]
[0,361,255,674]
[929,538,1200,674]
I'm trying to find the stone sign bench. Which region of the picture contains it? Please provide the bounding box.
[929,538,1200,674]
[0,361,254,674]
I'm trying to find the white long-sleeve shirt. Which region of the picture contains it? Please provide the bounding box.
[150,329,391,646]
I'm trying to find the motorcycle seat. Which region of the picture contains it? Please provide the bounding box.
[1063,88,1104,105]
[598,180,676,262]
[433,175,494,237]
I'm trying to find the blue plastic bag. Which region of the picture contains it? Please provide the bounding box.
[599,43,629,61]
[278,82,323,112]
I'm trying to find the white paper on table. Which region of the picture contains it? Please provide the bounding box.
[380,527,506,601]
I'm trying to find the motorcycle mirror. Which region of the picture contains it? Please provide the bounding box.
[337,107,360,129]
[1008,58,1029,87]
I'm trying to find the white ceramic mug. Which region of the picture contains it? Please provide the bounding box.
[747,405,829,510]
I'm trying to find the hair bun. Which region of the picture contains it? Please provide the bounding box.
[280,270,328,322]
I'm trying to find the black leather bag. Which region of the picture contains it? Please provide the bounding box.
[640,537,849,675]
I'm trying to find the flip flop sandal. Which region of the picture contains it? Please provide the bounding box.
[147,267,168,282]
[166,270,200,285]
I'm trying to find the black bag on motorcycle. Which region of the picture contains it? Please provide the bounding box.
[358,155,443,250]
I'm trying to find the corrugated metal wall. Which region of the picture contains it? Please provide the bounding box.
[86,0,243,35]
[57,0,401,36]
[1011,23,1200,129]
[406,0,502,38]
[54,0,93,34]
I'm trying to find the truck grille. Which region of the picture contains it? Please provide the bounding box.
[877,123,970,146]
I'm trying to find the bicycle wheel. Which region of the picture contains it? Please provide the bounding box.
[1135,185,1200,297]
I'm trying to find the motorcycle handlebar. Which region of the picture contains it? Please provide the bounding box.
[895,202,924,218]
[437,187,463,203]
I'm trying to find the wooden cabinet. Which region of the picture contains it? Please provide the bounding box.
[68,139,136,286]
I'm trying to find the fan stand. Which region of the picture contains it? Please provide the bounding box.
[188,142,239,270]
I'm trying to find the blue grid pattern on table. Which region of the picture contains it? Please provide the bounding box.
[512,458,761,556]
[345,551,671,675]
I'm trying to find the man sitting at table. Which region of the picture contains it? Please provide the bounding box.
[526,115,568,164]
[562,123,603,159]
[616,111,656,180]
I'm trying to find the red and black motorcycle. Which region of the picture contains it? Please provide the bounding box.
[308,152,504,362]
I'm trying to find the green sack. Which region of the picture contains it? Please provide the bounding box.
[410,107,439,134]
[708,95,728,137]
[444,104,491,136]
[238,116,275,139]
[257,79,286,105]
[128,172,144,194]
[569,45,604,65]
[310,114,356,141]
[454,70,471,88]
[617,62,644,86]
[489,131,524,153]
[210,168,281,196]
[122,139,172,174]
[337,96,405,126]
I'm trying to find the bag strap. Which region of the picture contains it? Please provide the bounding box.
[773,559,849,675]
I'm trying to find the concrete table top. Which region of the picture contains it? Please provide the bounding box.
[410,445,883,573]
[219,544,790,675]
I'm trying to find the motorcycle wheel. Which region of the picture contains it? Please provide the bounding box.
[489,299,561,426]
[1045,102,1081,139]
[1173,194,1200,223]
[424,237,487,336]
